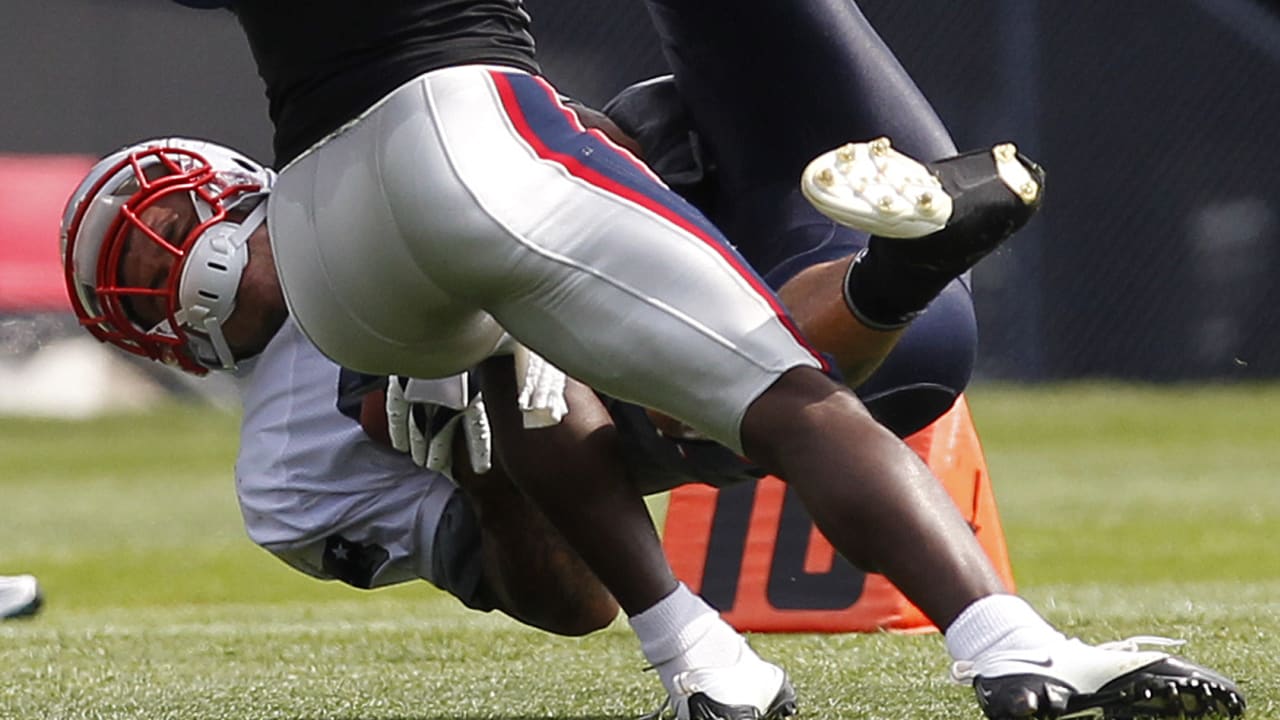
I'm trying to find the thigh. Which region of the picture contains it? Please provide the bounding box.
[636,2,957,287]
[422,68,826,451]
[269,75,508,378]
[645,0,956,187]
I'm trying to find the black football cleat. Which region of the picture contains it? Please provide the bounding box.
[801,136,1044,276]
[951,636,1246,719]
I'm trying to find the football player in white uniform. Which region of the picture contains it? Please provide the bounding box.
[59,138,620,637]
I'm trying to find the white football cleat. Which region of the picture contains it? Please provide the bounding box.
[0,574,42,620]
[657,642,797,720]
[952,636,1245,719]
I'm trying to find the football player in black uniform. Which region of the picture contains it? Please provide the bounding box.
[606,2,1249,717]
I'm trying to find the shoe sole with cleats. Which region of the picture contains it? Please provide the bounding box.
[800,136,1042,238]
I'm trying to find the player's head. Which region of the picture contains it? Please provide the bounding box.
[61,138,274,375]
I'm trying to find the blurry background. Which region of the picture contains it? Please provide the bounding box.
[2,5,1278,716]
[2,0,1279,417]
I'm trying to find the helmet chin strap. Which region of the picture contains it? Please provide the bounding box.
[176,198,269,370]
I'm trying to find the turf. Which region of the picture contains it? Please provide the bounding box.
[0,383,1276,719]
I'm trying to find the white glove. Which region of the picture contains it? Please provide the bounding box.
[425,393,492,479]
[386,376,426,465]
[385,374,489,477]
[513,344,568,429]
[383,341,565,476]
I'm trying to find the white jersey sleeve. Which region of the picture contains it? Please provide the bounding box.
[232,318,459,589]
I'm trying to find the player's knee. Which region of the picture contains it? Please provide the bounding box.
[537,594,620,637]
[861,385,960,438]
[741,366,878,468]
[855,279,977,436]
[497,577,619,637]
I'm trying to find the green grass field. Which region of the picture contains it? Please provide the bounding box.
[1,383,1277,719]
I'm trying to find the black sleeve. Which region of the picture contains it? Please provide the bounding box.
[336,369,387,421]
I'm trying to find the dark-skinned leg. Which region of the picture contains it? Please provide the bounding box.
[739,368,1246,720]
[449,427,620,636]
[473,355,793,718]
[474,356,676,616]
[739,366,1006,628]
[777,255,979,438]
[776,256,905,388]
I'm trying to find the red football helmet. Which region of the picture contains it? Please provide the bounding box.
[60,138,274,375]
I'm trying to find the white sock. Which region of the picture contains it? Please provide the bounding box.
[628,583,749,689]
[944,593,1066,662]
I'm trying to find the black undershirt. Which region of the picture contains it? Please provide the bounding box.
[231,1,540,166]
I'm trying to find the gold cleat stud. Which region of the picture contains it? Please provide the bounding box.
[993,142,1040,204]
[877,195,896,212]
[870,137,891,156]
[816,168,835,187]
[917,192,933,209]
[836,144,857,163]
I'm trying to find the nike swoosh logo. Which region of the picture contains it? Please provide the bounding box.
[1021,657,1055,668]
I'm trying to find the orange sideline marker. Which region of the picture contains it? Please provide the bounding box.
[661,395,1014,633]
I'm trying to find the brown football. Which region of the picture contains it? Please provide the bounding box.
[359,389,393,447]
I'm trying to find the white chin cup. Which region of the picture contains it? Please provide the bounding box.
[176,199,268,370]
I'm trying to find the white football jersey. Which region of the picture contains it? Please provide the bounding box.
[233,318,458,589]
